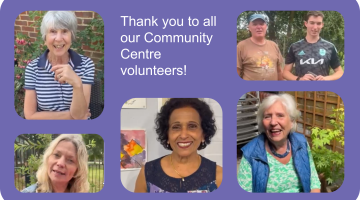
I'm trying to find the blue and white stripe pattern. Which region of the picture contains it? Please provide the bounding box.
[24,49,95,112]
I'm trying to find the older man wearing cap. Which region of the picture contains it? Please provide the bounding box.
[237,13,283,81]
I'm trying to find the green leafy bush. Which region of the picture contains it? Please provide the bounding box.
[311,108,344,185]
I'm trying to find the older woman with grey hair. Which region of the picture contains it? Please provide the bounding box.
[237,93,321,193]
[24,11,94,120]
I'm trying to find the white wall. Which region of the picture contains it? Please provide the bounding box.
[199,98,223,166]
[120,98,223,192]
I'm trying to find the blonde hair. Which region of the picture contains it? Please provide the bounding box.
[36,134,89,193]
[257,93,300,133]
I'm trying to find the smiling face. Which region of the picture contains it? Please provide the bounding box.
[47,140,78,187]
[262,101,293,144]
[304,16,324,37]
[168,107,204,157]
[45,28,72,59]
[248,19,267,39]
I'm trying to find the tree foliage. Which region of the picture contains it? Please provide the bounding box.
[82,134,104,162]
[311,108,344,186]
[14,134,52,152]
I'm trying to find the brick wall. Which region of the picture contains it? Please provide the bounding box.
[14,11,104,71]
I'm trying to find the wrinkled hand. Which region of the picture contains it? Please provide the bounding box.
[300,74,315,81]
[51,64,81,87]
[315,75,327,81]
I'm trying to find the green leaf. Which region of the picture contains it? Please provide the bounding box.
[326,177,333,185]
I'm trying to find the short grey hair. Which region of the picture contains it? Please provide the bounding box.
[256,93,300,133]
[41,11,78,41]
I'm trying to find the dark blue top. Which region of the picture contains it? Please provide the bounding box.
[285,38,341,76]
[145,155,218,193]
[241,132,311,193]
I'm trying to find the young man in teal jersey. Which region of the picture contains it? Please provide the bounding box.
[283,11,344,81]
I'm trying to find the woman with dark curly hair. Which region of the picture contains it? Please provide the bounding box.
[134,98,223,193]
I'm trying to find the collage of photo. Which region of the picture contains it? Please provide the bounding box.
[12,10,344,194]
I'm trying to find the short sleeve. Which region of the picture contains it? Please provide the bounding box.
[237,43,243,77]
[82,57,95,85]
[285,45,295,64]
[307,143,321,190]
[24,61,37,90]
[237,156,253,192]
[330,46,341,70]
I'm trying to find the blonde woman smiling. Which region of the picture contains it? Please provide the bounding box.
[21,134,89,193]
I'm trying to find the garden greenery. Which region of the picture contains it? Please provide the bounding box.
[311,108,344,186]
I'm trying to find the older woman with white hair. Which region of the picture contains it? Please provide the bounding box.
[237,93,321,193]
[21,134,89,193]
[24,11,94,120]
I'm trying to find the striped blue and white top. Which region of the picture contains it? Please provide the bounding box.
[24,49,95,112]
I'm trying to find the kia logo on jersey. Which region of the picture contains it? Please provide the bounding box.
[300,58,324,65]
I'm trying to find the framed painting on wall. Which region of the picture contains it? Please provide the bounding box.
[120,130,147,170]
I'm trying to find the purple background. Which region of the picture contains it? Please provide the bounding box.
[0,0,358,199]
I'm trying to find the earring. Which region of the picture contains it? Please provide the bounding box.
[167,142,169,148]
[202,141,205,146]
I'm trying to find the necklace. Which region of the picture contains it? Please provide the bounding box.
[269,139,290,158]
[170,154,201,182]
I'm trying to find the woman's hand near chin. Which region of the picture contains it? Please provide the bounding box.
[51,64,90,120]
[51,64,82,88]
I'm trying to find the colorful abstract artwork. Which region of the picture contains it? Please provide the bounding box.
[121,130,146,170]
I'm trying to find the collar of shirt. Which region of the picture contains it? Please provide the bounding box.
[37,49,82,76]
[304,37,322,43]
[37,48,82,68]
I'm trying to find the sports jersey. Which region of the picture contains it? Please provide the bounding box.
[285,38,341,77]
